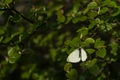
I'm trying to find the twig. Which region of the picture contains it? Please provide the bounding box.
[12,9,35,23]
[0,8,35,24]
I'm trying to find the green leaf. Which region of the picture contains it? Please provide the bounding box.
[64,63,72,73]
[112,7,120,17]
[83,8,89,15]
[88,18,101,29]
[85,38,95,44]
[88,11,98,19]
[69,37,80,48]
[7,57,18,64]
[3,36,12,43]
[57,10,65,23]
[77,27,88,36]
[57,14,65,23]
[109,42,118,56]
[86,48,95,55]
[100,23,112,32]
[72,16,87,23]
[66,16,72,24]
[66,68,78,80]
[96,48,106,58]
[0,36,3,42]
[7,46,21,63]
[102,0,117,8]
[94,38,105,49]
[79,16,87,21]
[100,7,109,14]
[86,59,97,68]
[105,23,112,31]
[50,49,57,62]
[87,2,98,9]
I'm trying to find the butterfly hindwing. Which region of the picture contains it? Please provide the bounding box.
[67,48,80,63]
[81,48,87,61]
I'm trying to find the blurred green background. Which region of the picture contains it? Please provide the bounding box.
[0,0,120,80]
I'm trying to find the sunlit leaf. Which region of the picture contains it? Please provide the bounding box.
[7,46,21,63]
[102,0,117,8]
[85,38,95,44]
[77,27,88,36]
[100,7,109,14]
[87,2,98,9]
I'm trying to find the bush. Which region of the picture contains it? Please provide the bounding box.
[0,0,120,80]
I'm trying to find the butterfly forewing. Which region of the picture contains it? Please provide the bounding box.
[81,48,87,61]
[67,49,80,63]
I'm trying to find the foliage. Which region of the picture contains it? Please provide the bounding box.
[0,0,120,80]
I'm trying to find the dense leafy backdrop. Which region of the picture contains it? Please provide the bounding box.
[0,0,120,80]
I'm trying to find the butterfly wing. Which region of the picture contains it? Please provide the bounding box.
[81,48,87,61]
[67,49,80,63]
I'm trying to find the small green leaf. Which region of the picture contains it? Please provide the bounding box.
[96,48,106,58]
[88,11,98,19]
[79,16,87,21]
[94,38,105,49]
[66,16,72,24]
[100,7,109,14]
[77,27,88,36]
[57,10,65,23]
[69,37,79,48]
[85,38,95,44]
[66,68,78,80]
[86,48,95,55]
[72,16,87,23]
[109,42,118,56]
[86,59,97,68]
[102,0,117,8]
[105,23,112,31]
[50,49,57,62]
[57,14,65,23]
[88,18,101,29]
[8,57,18,64]
[7,46,21,63]
[87,2,97,9]
[0,36,3,42]
[3,37,12,43]
[64,63,72,73]
[112,7,120,17]
[83,8,89,14]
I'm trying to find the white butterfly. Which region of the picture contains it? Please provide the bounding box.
[67,48,87,63]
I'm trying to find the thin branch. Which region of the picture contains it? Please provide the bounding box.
[12,9,35,23]
[0,8,35,24]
